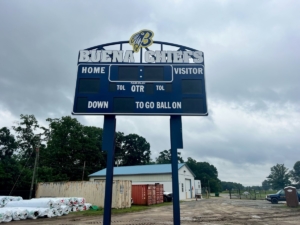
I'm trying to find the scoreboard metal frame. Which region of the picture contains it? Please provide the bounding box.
[72,40,208,116]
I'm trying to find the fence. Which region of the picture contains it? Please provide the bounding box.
[229,189,268,200]
[36,180,131,208]
[201,186,210,198]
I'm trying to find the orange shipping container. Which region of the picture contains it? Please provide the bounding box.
[155,184,164,204]
[132,185,156,205]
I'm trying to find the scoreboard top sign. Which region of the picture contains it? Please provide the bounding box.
[72,29,208,116]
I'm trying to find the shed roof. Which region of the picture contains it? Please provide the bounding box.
[89,163,195,177]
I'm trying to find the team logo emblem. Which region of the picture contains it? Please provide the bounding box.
[129,29,154,53]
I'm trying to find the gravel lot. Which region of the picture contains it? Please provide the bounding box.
[12,197,300,225]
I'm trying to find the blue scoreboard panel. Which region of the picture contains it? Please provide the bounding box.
[73,64,207,115]
[72,41,208,116]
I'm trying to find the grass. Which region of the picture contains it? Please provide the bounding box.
[73,202,173,216]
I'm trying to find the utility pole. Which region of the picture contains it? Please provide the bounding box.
[208,180,210,198]
[29,147,39,199]
[82,161,86,181]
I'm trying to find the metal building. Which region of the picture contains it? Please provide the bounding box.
[89,163,196,200]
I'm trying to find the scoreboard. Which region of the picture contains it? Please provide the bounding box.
[72,39,208,116]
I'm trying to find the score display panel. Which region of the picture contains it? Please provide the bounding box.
[73,64,207,115]
[72,43,208,116]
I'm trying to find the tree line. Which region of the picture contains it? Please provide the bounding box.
[220,162,300,192]
[262,163,300,190]
[0,114,221,194]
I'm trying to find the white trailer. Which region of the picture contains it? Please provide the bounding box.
[194,180,202,198]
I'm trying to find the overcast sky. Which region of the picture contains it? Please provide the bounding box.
[0,0,299,186]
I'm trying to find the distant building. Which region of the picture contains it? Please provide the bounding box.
[89,163,196,200]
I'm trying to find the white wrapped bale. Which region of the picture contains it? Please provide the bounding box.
[51,208,59,217]
[0,208,13,222]
[58,198,72,207]
[69,197,78,206]
[17,208,28,220]
[5,199,55,208]
[56,208,64,216]
[33,198,61,209]
[76,197,85,205]
[60,205,70,215]
[2,207,21,220]
[0,196,23,207]
[0,196,9,207]
[22,207,40,219]
[6,207,39,220]
[37,208,53,218]
[84,203,92,210]
[69,197,85,206]
[2,207,29,220]
[71,206,78,212]
[8,196,23,201]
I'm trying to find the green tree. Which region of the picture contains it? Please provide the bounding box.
[245,185,262,191]
[121,134,151,166]
[155,149,184,164]
[0,126,32,192]
[0,127,18,159]
[12,114,45,162]
[0,157,18,189]
[186,157,218,180]
[266,164,291,190]
[221,181,244,191]
[9,114,47,192]
[185,157,221,192]
[81,125,106,179]
[262,180,271,190]
[40,116,106,181]
[290,161,300,188]
[0,126,18,189]
[114,132,125,166]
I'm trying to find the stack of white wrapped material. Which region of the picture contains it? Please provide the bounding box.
[0,196,23,208]
[0,196,92,223]
[0,196,9,208]
[66,197,88,212]
[6,199,55,209]
[8,196,23,202]
[0,208,13,222]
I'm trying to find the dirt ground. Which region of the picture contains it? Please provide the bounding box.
[12,196,300,225]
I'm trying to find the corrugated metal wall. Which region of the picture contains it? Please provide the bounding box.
[131,184,164,205]
[155,184,163,204]
[36,181,131,208]
[132,184,155,205]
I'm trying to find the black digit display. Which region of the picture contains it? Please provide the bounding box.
[182,80,202,94]
[78,79,100,93]
[182,98,204,113]
[113,97,135,113]
[76,97,88,112]
[109,83,117,92]
[165,83,172,92]
[144,66,164,81]
[145,83,154,95]
[118,66,138,81]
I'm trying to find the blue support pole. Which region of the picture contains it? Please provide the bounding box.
[170,115,183,225]
[102,115,116,225]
